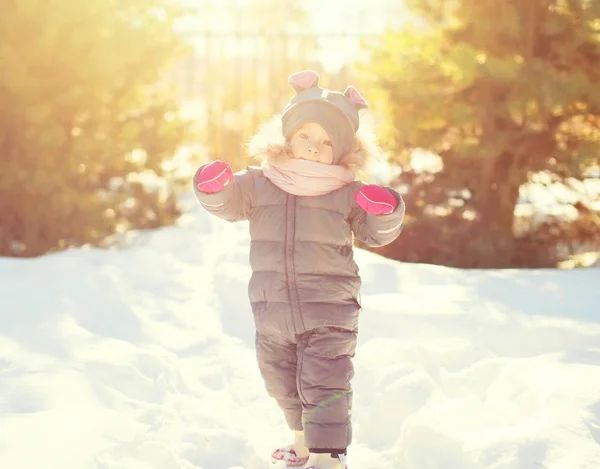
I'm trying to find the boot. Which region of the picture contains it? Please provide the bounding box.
[271,430,310,467]
[305,452,348,469]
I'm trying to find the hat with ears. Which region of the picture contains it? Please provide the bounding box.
[281,70,369,163]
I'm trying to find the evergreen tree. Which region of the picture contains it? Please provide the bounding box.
[365,0,600,267]
[0,0,192,256]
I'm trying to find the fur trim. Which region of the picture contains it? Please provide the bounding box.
[246,114,382,173]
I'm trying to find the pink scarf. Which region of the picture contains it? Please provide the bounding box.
[262,158,356,196]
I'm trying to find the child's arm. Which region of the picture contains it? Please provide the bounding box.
[193,160,253,222]
[349,184,405,247]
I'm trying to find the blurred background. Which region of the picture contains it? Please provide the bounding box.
[1,0,599,268]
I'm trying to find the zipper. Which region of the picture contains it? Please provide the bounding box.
[285,194,304,332]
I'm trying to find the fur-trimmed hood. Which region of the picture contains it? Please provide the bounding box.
[246,115,383,174]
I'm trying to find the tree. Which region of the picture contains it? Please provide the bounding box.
[0,0,193,257]
[363,0,600,267]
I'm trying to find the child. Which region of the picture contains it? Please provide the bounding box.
[193,70,404,469]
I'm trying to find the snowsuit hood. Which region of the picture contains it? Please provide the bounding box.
[247,115,382,175]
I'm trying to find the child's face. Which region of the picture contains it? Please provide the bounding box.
[288,122,334,164]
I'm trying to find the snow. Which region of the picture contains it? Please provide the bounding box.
[1,194,600,469]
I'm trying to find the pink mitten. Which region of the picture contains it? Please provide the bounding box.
[196,160,233,194]
[354,185,397,215]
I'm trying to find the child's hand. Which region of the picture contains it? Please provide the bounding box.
[196,160,233,194]
[354,185,397,215]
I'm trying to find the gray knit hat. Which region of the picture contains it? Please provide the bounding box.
[281,70,369,163]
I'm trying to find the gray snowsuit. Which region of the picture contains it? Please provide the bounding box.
[193,146,404,453]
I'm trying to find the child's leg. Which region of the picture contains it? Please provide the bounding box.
[297,327,357,454]
[255,332,303,433]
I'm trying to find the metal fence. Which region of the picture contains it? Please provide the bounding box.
[169,1,407,167]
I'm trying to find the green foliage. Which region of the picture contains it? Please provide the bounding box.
[363,0,600,267]
[513,209,600,268]
[0,0,193,256]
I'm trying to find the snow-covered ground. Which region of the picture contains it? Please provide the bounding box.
[1,195,600,469]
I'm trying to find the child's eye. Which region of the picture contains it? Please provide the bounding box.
[299,133,308,139]
[323,140,332,147]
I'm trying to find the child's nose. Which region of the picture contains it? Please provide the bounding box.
[307,145,319,155]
